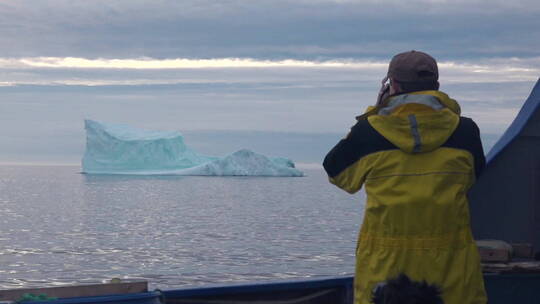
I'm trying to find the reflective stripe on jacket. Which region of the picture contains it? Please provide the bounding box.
[323,91,487,304]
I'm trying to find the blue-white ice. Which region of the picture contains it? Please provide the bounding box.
[82,120,303,176]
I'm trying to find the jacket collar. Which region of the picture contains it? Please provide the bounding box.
[378,94,444,116]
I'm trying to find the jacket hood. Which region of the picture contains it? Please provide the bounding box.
[367,91,460,154]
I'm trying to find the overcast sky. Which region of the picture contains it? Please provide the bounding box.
[1,0,539,163]
[2,0,540,59]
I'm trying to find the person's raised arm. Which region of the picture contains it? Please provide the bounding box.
[323,119,395,194]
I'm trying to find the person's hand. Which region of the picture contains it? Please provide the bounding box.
[355,76,390,121]
[376,76,390,107]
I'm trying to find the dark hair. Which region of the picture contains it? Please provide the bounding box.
[371,274,443,304]
[395,80,439,95]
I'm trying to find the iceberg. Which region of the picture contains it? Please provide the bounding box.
[82,120,303,177]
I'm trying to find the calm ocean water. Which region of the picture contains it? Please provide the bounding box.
[0,165,364,290]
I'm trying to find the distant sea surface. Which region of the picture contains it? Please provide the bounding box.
[0,165,363,290]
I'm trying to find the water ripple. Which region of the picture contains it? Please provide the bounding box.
[0,165,361,289]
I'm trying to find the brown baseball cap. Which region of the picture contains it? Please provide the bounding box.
[387,50,438,83]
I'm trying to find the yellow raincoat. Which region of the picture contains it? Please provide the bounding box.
[323,91,487,304]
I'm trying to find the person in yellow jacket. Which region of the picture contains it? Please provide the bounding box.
[323,51,487,304]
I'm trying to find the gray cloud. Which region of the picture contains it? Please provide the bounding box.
[1,1,539,60]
